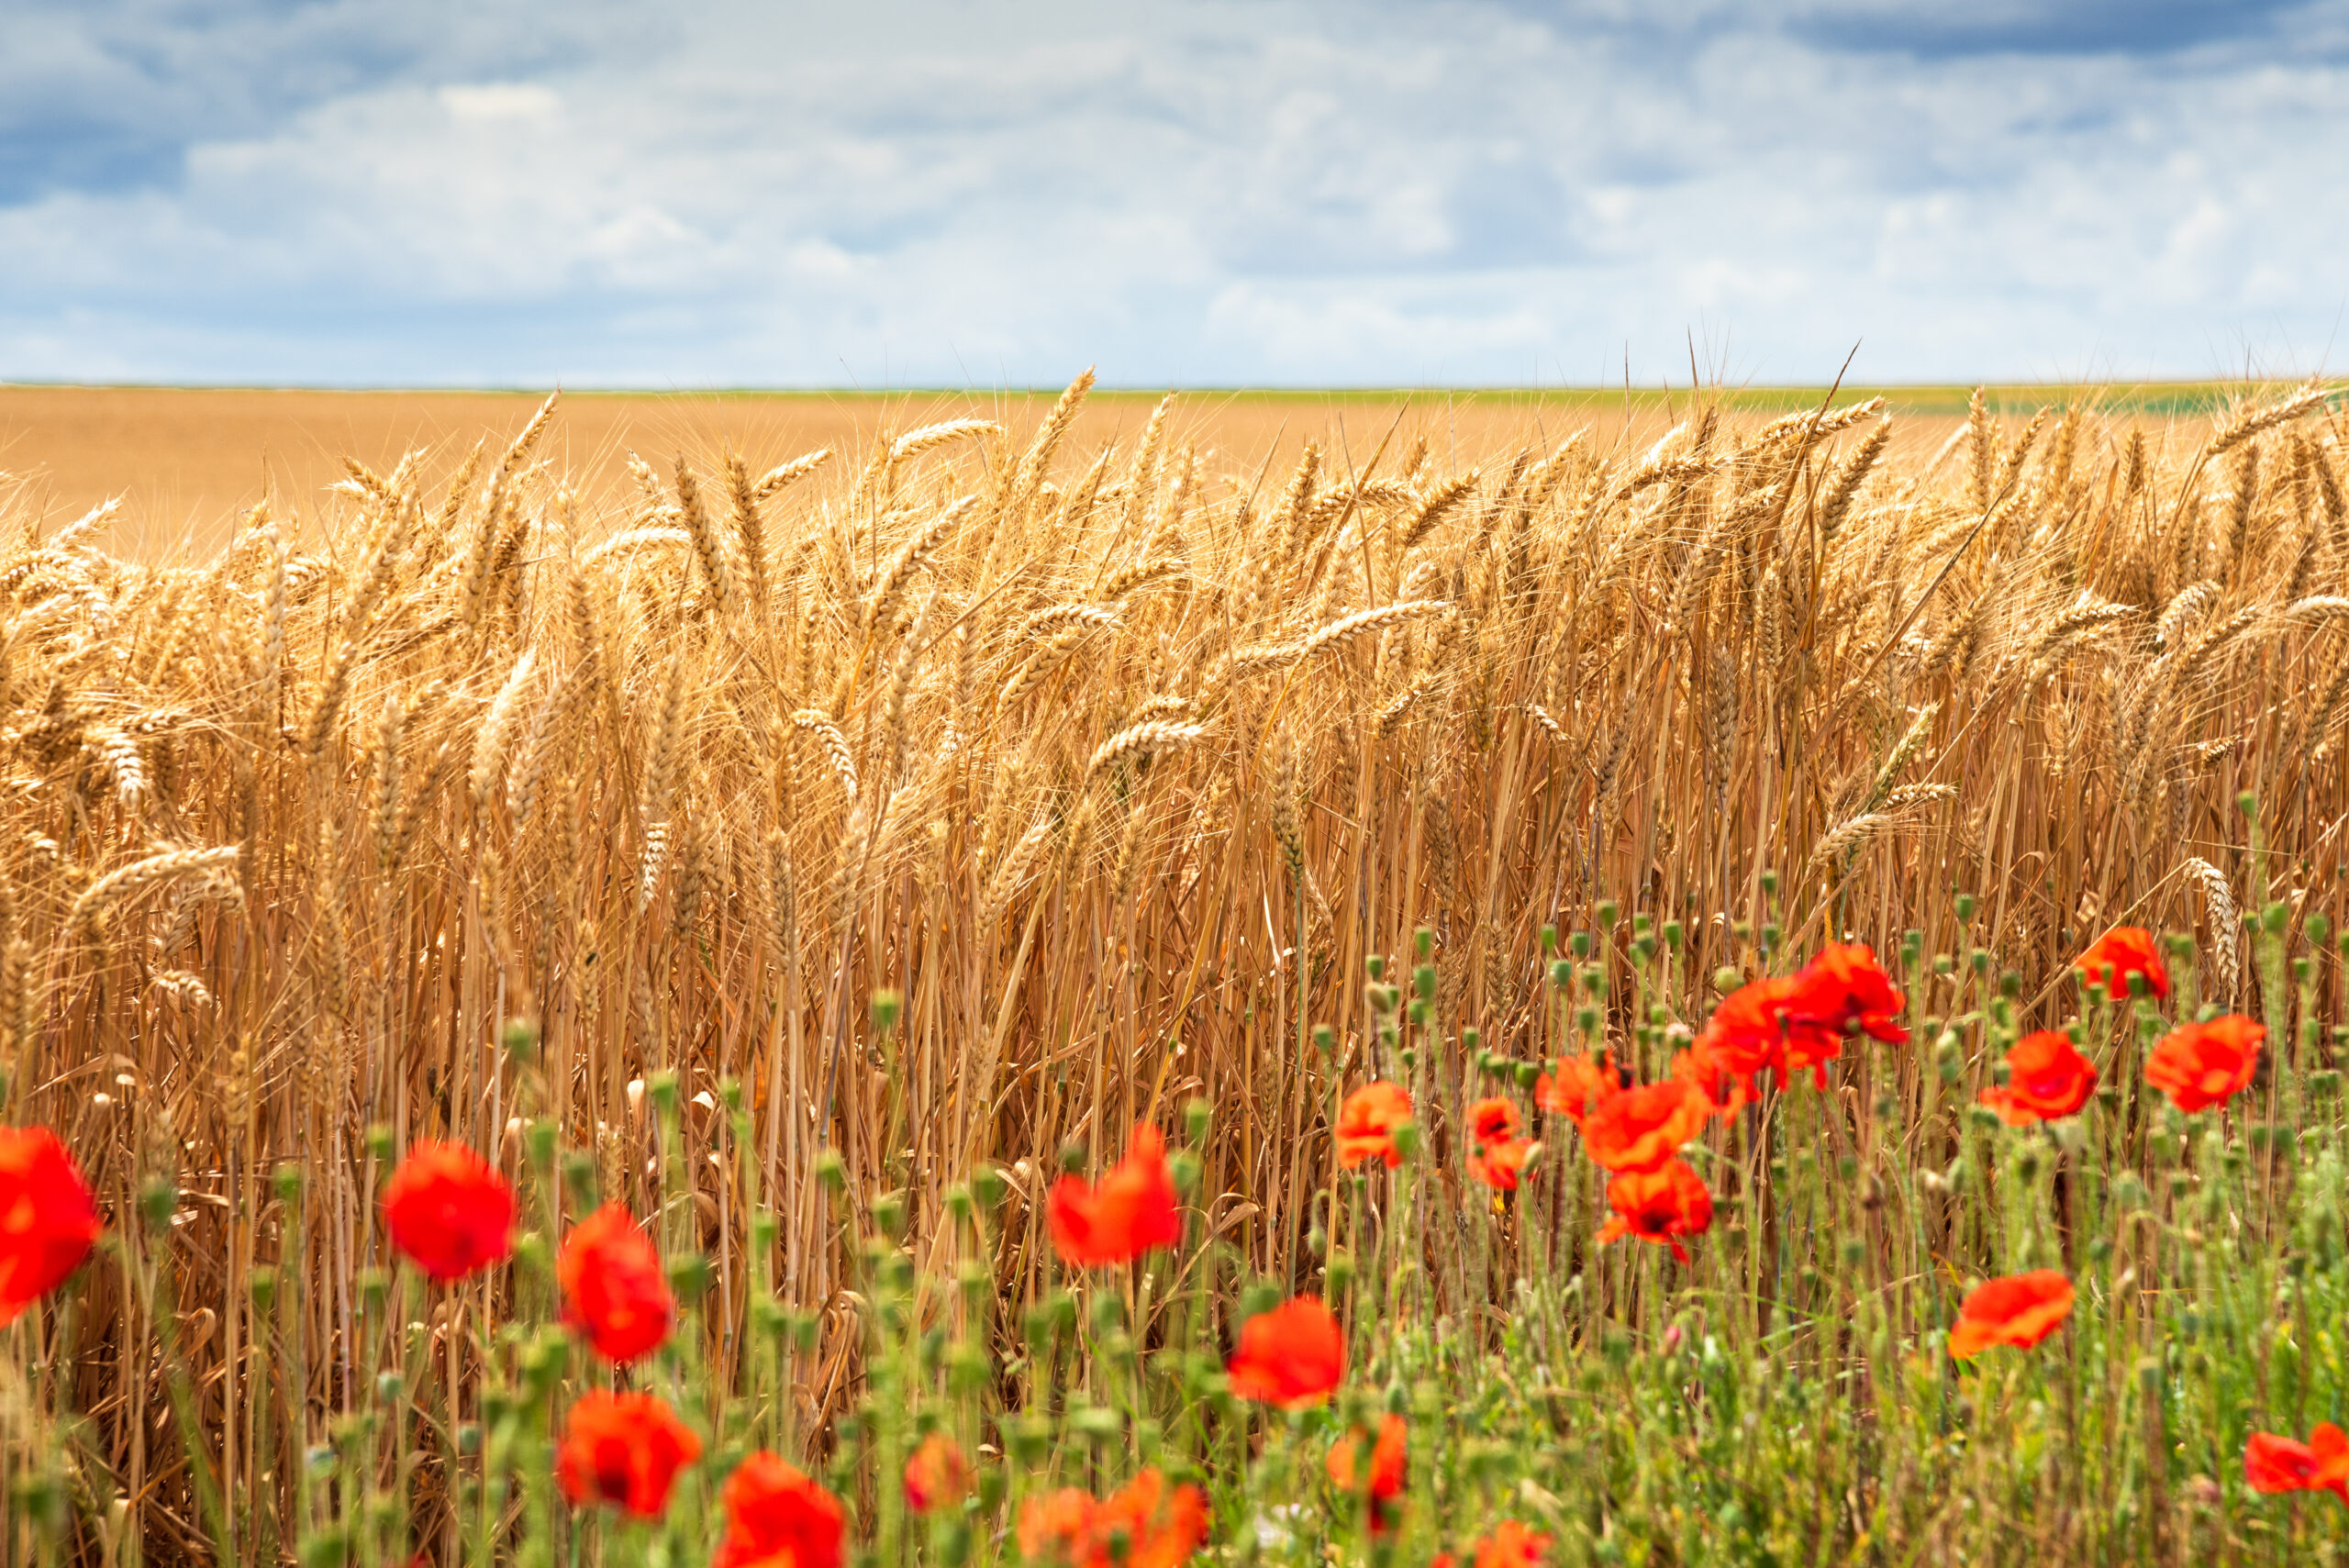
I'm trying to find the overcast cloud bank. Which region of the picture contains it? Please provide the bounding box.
[4,1,2347,387]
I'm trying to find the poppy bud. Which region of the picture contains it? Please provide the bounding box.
[139,1177,176,1231]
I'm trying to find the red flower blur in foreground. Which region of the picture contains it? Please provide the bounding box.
[1534,1052,1614,1127]
[1466,1518,1553,1568]
[1786,942,1909,1047]
[1047,1123,1182,1265]
[713,1452,846,1568]
[1978,1030,2099,1127]
[2074,926,2169,1000]
[1597,1158,1714,1263]
[1018,1468,1208,1568]
[558,1204,674,1364]
[382,1141,514,1283]
[1466,1097,1535,1191]
[1326,1414,1408,1535]
[1579,1077,1711,1173]
[0,1126,103,1326]
[903,1432,973,1516]
[2245,1422,2349,1503]
[1670,1040,1749,1118]
[553,1390,701,1519]
[1335,1083,1413,1170]
[1698,975,1804,1098]
[1227,1295,1345,1407]
[1700,944,1908,1095]
[2144,1015,2264,1114]
[1948,1270,2074,1359]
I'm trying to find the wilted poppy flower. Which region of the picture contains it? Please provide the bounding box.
[1580,1077,1711,1173]
[1018,1468,1208,1568]
[1048,1123,1183,1266]
[1948,1270,2074,1359]
[903,1431,973,1515]
[558,1204,674,1364]
[2245,1422,2349,1502]
[1534,1052,1615,1127]
[2074,926,2169,1000]
[1335,1083,1413,1170]
[554,1390,701,1518]
[2144,1015,2264,1114]
[0,1126,103,1325]
[1467,1518,1553,1568]
[382,1141,515,1283]
[1979,1030,2099,1126]
[1327,1413,1408,1535]
[1466,1097,1536,1191]
[1597,1158,1714,1262]
[1227,1295,1344,1407]
[712,1452,846,1568]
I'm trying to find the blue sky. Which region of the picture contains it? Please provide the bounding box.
[4,1,2347,388]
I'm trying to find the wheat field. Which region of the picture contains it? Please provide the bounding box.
[5,373,2349,1562]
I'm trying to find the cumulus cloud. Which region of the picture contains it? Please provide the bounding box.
[2,0,2345,385]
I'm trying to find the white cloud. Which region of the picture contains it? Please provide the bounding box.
[440,83,562,123]
[2,0,2346,386]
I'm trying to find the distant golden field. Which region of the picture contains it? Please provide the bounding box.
[0,381,2238,557]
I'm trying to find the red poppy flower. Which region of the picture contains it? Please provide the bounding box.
[1466,1096,1536,1191]
[558,1204,674,1364]
[1670,1042,1747,1118]
[903,1432,973,1515]
[1696,975,1805,1095]
[1947,1270,2074,1359]
[554,1390,701,1519]
[1787,942,1909,1043]
[1579,1077,1711,1173]
[1335,1083,1413,1170]
[381,1141,515,1283]
[1467,1519,1553,1568]
[1047,1123,1183,1266]
[1326,1413,1408,1535]
[712,1452,846,1568]
[2074,926,2169,1000]
[1018,1468,1208,1568]
[1976,1030,2098,1126]
[2245,1422,2349,1502]
[0,1126,103,1326]
[2144,1015,2264,1114]
[1596,1158,1714,1263]
[1226,1295,1344,1407]
[1534,1053,1614,1127]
